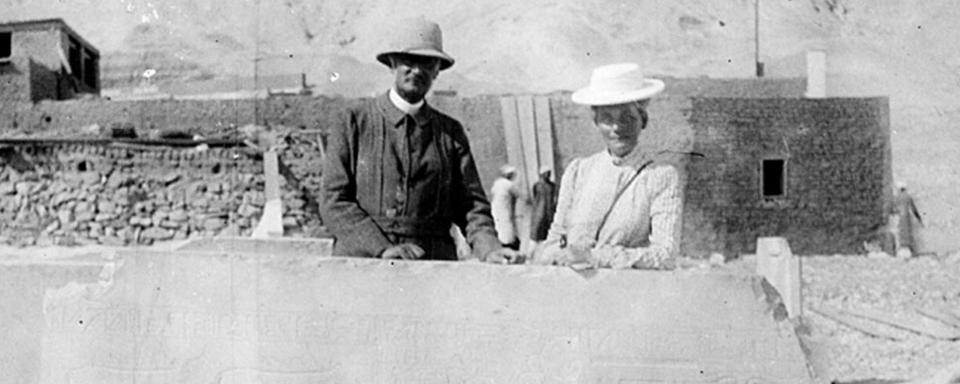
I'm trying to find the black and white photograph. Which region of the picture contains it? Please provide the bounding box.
[1,0,959,383]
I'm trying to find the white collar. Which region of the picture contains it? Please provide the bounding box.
[389,88,424,115]
[604,146,650,167]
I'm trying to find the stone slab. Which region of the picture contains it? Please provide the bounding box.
[251,150,283,238]
[810,306,906,341]
[3,250,813,383]
[500,96,529,192]
[534,95,556,177]
[517,94,540,194]
[174,236,333,257]
[757,237,803,318]
[917,308,960,330]
[845,306,960,340]
[0,255,109,384]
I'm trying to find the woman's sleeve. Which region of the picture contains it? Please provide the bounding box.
[545,158,581,242]
[593,165,682,270]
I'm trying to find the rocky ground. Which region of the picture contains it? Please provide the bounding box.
[789,254,960,383]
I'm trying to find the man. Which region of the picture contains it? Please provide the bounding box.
[529,166,557,243]
[490,165,520,250]
[321,17,520,263]
[890,182,923,257]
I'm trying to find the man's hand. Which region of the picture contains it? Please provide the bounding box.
[380,243,426,260]
[484,248,525,265]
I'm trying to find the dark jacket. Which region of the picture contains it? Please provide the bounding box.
[320,92,500,260]
[530,177,557,241]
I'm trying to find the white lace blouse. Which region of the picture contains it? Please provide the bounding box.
[542,149,682,269]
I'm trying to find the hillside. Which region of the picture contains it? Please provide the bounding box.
[3,0,959,252]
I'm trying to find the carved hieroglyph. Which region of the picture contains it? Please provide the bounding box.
[24,250,816,383]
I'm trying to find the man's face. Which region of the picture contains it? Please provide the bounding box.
[593,101,648,158]
[391,54,441,103]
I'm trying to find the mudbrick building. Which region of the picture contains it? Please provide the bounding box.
[0,22,890,255]
[547,75,891,257]
[682,97,890,256]
[0,91,890,256]
[0,18,100,103]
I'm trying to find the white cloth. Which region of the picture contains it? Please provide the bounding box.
[388,87,424,115]
[542,149,682,269]
[490,177,519,244]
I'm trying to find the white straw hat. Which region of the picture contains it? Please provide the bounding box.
[571,63,665,106]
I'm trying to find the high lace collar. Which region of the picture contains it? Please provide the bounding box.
[604,146,653,167]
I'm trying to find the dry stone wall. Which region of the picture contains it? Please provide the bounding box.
[0,141,323,247]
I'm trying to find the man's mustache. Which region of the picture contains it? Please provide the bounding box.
[404,72,429,82]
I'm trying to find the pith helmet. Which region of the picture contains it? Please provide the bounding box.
[376,17,455,71]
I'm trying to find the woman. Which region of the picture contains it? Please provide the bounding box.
[532,63,681,270]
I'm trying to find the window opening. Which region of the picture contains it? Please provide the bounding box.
[761,159,786,198]
[83,51,97,87]
[0,32,11,60]
[68,38,81,80]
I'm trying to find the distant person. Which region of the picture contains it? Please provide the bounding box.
[532,63,681,270]
[490,165,521,250]
[320,17,521,263]
[890,182,923,257]
[529,166,557,243]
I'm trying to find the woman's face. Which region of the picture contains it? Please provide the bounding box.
[592,101,648,158]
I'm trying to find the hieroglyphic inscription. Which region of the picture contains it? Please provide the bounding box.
[34,251,812,383]
[46,302,799,382]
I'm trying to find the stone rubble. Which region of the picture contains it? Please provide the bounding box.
[0,133,325,247]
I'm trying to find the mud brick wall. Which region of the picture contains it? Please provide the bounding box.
[660,77,806,99]
[0,141,322,247]
[1,77,894,256]
[429,95,508,187]
[0,57,32,104]
[547,78,804,178]
[28,58,63,102]
[683,97,891,256]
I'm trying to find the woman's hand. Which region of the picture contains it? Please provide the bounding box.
[531,238,599,270]
[530,240,561,265]
[556,242,598,270]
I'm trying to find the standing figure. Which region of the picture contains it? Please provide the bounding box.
[490,165,521,250]
[320,17,520,263]
[890,182,924,256]
[529,166,557,243]
[532,63,682,270]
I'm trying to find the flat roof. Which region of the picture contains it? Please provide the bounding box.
[0,18,99,55]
